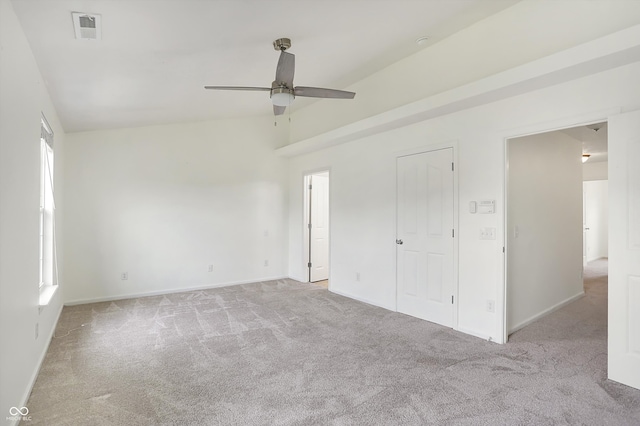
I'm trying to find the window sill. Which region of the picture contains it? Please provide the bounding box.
[39,284,58,307]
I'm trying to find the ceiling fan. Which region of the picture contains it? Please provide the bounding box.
[204,38,356,116]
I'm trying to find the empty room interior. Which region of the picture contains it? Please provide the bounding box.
[1,0,640,424]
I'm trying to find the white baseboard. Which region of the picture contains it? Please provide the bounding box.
[288,273,308,283]
[456,326,500,344]
[11,303,64,426]
[64,276,289,306]
[329,288,395,312]
[508,291,585,335]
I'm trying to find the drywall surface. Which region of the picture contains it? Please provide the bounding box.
[507,132,584,333]
[289,0,640,143]
[63,117,288,303]
[0,0,65,420]
[584,180,609,262]
[583,161,608,180]
[287,61,640,343]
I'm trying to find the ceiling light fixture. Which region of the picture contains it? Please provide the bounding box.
[271,90,294,107]
[582,154,591,163]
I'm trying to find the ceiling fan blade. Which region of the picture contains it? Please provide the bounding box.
[275,51,295,86]
[294,86,356,99]
[273,105,286,116]
[204,86,271,91]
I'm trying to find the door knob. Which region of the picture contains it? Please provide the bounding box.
[396,239,403,245]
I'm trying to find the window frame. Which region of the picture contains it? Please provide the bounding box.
[39,115,58,306]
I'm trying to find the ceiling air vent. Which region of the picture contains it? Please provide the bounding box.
[72,12,102,40]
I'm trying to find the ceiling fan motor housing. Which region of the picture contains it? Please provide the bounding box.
[273,38,291,51]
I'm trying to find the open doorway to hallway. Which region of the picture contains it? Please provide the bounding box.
[506,121,608,338]
[303,171,330,286]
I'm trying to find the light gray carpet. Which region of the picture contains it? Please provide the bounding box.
[26,259,640,425]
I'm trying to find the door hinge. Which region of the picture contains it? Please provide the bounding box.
[452,162,454,171]
[503,246,505,253]
[308,223,312,229]
[451,295,454,304]
[309,184,312,190]
[452,229,455,238]
[308,262,312,268]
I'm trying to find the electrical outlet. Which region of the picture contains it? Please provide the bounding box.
[208,264,214,272]
[120,272,128,280]
[486,299,495,313]
[356,272,360,281]
[264,260,269,267]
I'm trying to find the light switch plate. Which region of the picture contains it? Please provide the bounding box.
[480,227,496,240]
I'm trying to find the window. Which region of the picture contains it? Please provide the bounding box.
[39,115,57,305]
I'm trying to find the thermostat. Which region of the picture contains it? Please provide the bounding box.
[478,200,495,214]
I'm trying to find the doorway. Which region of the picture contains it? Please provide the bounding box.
[304,171,330,284]
[503,111,640,390]
[505,122,609,337]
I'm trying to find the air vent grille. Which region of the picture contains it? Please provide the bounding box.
[72,12,101,40]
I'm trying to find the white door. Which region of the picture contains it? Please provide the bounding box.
[309,173,329,282]
[583,186,588,266]
[608,110,640,390]
[396,148,454,326]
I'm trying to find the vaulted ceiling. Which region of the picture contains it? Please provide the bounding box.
[11,0,518,132]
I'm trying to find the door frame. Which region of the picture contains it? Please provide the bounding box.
[501,108,619,344]
[394,140,459,330]
[302,168,331,285]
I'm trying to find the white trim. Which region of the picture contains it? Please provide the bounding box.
[508,291,585,335]
[330,288,395,312]
[276,24,640,158]
[63,276,289,306]
[302,168,331,285]
[13,304,63,426]
[393,139,458,158]
[500,108,618,344]
[288,273,308,283]
[456,326,498,343]
[38,284,58,306]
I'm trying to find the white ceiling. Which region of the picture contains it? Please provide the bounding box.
[11,0,519,133]
[561,122,608,163]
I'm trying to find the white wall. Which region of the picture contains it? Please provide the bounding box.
[63,118,289,304]
[0,0,65,420]
[584,180,609,261]
[286,60,640,343]
[583,161,608,180]
[507,132,584,333]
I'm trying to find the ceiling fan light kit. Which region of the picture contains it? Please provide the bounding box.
[205,38,355,116]
[271,90,295,107]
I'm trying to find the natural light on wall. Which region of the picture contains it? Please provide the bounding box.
[39,115,58,306]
